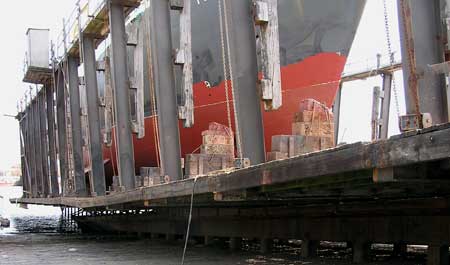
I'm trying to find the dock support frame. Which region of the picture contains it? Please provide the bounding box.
[108,1,136,189]
[56,69,68,195]
[32,90,44,196]
[46,83,60,196]
[81,35,106,196]
[68,56,87,196]
[38,89,50,197]
[397,0,447,124]
[149,0,183,181]
[226,0,266,165]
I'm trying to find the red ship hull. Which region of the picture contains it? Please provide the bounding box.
[103,52,345,178]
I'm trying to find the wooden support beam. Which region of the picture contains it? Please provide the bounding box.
[173,0,194,128]
[253,0,282,110]
[341,62,402,83]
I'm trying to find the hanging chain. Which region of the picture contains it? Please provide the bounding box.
[383,0,401,118]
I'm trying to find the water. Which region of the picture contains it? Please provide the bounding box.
[0,186,426,265]
[0,186,310,265]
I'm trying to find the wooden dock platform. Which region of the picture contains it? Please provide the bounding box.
[14,123,450,209]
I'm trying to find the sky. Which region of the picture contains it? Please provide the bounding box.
[0,0,405,171]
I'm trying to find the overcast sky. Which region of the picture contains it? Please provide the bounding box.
[0,0,404,171]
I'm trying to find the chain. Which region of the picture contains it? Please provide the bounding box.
[383,0,401,118]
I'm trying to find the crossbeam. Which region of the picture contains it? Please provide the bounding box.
[341,62,402,83]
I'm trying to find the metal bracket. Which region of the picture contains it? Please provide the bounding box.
[172,0,194,128]
[399,113,433,132]
[253,0,282,111]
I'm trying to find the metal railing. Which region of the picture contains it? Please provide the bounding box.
[55,0,106,61]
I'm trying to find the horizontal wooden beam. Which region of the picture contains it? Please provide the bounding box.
[341,62,402,83]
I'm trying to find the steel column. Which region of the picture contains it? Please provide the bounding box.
[38,90,50,196]
[56,69,69,196]
[32,93,44,196]
[333,83,342,145]
[18,111,30,197]
[81,36,106,195]
[379,73,392,139]
[225,0,266,164]
[397,0,447,124]
[68,57,87,196]
[108,2,136,189]
[149,0,182,181]
[46,84,60,196]
[26,97,37,197]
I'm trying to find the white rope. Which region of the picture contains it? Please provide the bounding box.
[144,0,162,169]
[218,0,233,133]
[180,177,198,265]
[222,0,243,159]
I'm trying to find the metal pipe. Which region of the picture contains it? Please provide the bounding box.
[397,0,447,124]
[46,84,60,196]
[225,0,266,164]
[56,69,68,196]
[108,1,136,189]
[68,56,87,196]
[81,36,106,196]
[149,0,183,181]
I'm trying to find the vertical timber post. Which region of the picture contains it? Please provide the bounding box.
[56,69,68,195]
[46,84,60,196]
[108,1,136,189]
[371,86,381,141]
[67,56,87,196]
[397,0,447,124]
[149,0,183,181]
[81,36,106,196]
[379,73,392,139]
[38,90,50,196]
[225,0,266,165]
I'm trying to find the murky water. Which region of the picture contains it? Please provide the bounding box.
[0,186,426,265]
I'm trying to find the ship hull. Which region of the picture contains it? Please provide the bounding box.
[103,52,346,179]
[96,0,366,182]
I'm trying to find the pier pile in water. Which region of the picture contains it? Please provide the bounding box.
[0,216,10,228]
[268,99,335,161]
[185,123,235,177]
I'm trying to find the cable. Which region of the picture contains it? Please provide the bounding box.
[180,177,198,265]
